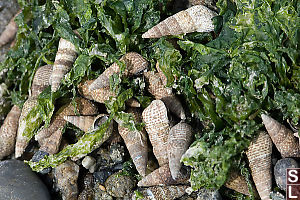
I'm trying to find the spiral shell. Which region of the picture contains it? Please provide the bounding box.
[137,164,189,187]
[134,185,188,200]
[31,65,53,97]
[118,108,148,176]
[142,5,217,38]
[89,52,148,91]
[78,79,116,103]
[224,171,250,196]
[246,131,272,200]
[188,0,218,12]
[262,114,300,157]
[54,160,80,200]
[142,100,170,166]
[0,10,20,47]
[168,122,193,179]
[51,38,77,92]
[125,98,141,108]
[0,105,21,159]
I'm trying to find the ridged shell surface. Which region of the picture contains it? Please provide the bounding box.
[118,108,148,176]
[262,114,300,158]
[142,5,217,38]
[31,65,52,97]
[137,164,189,187]
[54,160,79,200]
[39,128,63,155]
[15,97,39,158]
[135,185,188,200]
[168,122,193,179]
[63,115,96,133]
[0,105,21,159]
[89,52,148,91]
[188,0,218,11]
[0,10,20,47]
[51,38,77,92]
[246,131,272,200]
[142,100,170,166]
[224,171,250,196]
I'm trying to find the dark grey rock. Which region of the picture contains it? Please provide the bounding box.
[31,150,51,174]
[270,191,285,200]
[274,158,299,191]
[0,159,51,200]
[197,188,222,200]
[105,172,136,198]
[94,169,113,185]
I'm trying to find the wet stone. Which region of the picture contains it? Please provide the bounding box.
[31,150,51,174]
[94,182,113,200]
[109,143,125,164]
[0,160,51,200]
[105,172,136,198]
[274,158,299,191]
[94,169,113,185]
[197,188,222,200]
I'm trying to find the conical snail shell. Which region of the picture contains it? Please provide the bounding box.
[246,131,272,200]
[0,10,20,47]
[142,5,217,38]
[168,122,193,179]
[15,97,39,158]
[125,98,141,108]
[137,164,189,187]
[142,100,170,166]
[39,128,63,155]
[188,0,218,12]
[261,114,300,157]
[118,108,148,176]
[0,105,21,159]
[31,64,53,97]
[136,185,188,200]
[51,38,77,92]
[224,171,250,196]
[89,52,148,91]
[78,79,116,103]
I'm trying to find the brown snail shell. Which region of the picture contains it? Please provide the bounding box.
[54,160,80,200]
[188,0,218,12]
[135,185,188,200]
[246,131,272,200]
[0,105,21,159]
[261,114,300,157]
[36,98,98,154]
[78,79,116,103]
[31,64,53,97]
[15,97,39,158]
[39,128,63,155]
[0,10,21,47]
[89,52,148,91]
[125,98,141,108]
[224,171,250,196]
[142,5,217,38]
[168,122,193,179]
[51,38,77,92]
[142,100,170,166]
[137,164,189,187]
[118,108,148,176]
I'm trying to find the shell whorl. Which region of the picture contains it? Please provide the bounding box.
[142,100,170,166]
[31,64,53,97]
[142,5,217,38]
[63,115,96,133]
[0,10,20,47]
[168,122,193,179]
[261,114,300,158]
[88,52,148,91]
[136,185,188,200]
[224,171,250,196]
[51,38,77,92]
[137,164,189,187]
[246,131,272,200]
[0,105,21,159]
[118,108,148,176]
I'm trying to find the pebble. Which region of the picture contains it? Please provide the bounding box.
[94,169,113,185]
[31,150,51,174]
[0,160,51,200]
[105,172,136,198]
[94,182,113,200]
[196,188,222,200]
[109,143,125,164]
[274,158,299,191]
[82,156,97,173]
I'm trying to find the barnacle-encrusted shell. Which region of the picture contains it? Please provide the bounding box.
[51,38,77,92]
[78,79,116,103]
[168,122,193,179]
[144,71,185,119]
[224,171,250,196]
[31,65,53,97]
[118,108,148,176]
[54,160,80,200]
[137,164,189,187]
[15,97,39,158]
[261,114,300,157]
[88,52,148,91]
[0,105,21,159]
[134,185,188,200]
[246,131,272,200]
[142,5,217,38]
[0,10,20,47]
[142,100,170,166]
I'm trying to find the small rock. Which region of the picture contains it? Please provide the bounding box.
[31,150,51,174]
[274,158,299,191]
[94,182,113,200]
[105,172,136,198]
[94,169,113,185]
[197,188,222,200]
[82,156,97,173]
[109,143,125,164]
[0,160,51,200]
[270,191,285,200]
